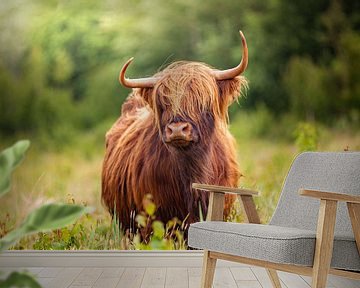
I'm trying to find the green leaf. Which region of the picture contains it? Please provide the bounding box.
[142,194,156,216]
[152,220,165,239]
[0,203,93,251]
[144,201,156,217]
[135,214,147,228]
[0,271,41,288]
[22,204,93,232]
[0,140,30,197]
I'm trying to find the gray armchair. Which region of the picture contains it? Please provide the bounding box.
[189,152,360,288]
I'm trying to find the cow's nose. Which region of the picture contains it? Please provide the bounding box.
[165,122,192,142]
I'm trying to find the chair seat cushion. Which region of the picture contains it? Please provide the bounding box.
[188,221,360,272]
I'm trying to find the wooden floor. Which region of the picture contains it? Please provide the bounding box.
[1,266,360,288]
[1,252,359,288]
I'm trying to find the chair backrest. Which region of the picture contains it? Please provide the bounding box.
[270,152,360,238]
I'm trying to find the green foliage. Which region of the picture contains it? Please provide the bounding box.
[0,204,93,251]
[133,194,187,250]
[0,3,123,139]
[284,57,328,120]
[245,0,359,123]
[26,213,122,250]
[0,140,30,197]
[231,104,274,139]
[255,152,293,223]
[294,122,319,152]
[10,194,187,251]
[0,272,41,288]
[0,141,93,286]
[1,0,359,143]
[283,5,360,123]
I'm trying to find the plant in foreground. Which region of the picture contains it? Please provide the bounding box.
[0,140,93,288]
[132,194,187,250]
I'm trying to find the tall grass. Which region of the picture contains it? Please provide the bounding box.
[1,109,359,249]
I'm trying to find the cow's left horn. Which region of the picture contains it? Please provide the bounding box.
[212,31,248,80]
[119,57,158,88]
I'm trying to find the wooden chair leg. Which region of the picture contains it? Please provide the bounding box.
[266,269,282,288]
[312,200,337,288]
[347,202,360,254]
[240,195,261,224]
[201,250,217,288]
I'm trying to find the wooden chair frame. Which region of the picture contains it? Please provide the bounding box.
[192,183,360,288]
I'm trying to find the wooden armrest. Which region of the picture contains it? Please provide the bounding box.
[299,189,360,204]
[192,183,258,196]
[194,183,261,223]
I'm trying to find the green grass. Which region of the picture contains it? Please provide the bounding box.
[230,110,360,223]
[1,112,359,250]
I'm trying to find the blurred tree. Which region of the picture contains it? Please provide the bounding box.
[0,0,359,139]
[246,0,329,112]
[283,0,360,122]
[0,64,24,134]
[284,56,328,120]
[33,9,118,100]
[321,0,360,118]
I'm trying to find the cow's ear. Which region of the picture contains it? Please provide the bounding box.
[217,76,248,106]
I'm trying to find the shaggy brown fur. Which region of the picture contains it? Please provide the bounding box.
[102,61,247,230]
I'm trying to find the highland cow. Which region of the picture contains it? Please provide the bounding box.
[102,31,248,230]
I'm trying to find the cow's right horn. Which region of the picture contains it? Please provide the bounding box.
[212,31,248,80]
[119,57,158,88]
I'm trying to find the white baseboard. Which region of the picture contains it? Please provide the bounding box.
[0,250,247,268]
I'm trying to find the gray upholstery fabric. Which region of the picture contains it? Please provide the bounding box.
[270,152,360,237]
[188,152,360,271]
[188,222,360,271]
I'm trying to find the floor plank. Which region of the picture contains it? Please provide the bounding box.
[45,267,83,288]
[278,271,310,288]
[301,275,335,287]
[213,267,237,288]
[36,277,54,286]
[141,267,166,288]
[100,267,125,278]
[116,267,146,288]
[8,264,360,288]
[71,267,103,286]
[236,280,262,288]
[251,267,288,288]
[327,275,360,288]
[230,267,256,281]
[165,268,188,288]
[93,277,121,288]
